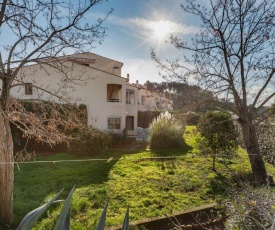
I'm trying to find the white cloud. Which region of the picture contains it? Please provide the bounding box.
[121,58,163,84]
[107,15,199,36]
[121,57,195,84]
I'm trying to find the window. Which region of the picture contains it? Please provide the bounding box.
[126,116,134,130]
[108,117,121,129]
[141,95,146,105]
[25,83,33,95]
[107,84,122,102]
[126,89,135,105]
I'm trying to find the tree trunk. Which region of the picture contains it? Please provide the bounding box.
[0,110,14,225]
[241,122,269,185]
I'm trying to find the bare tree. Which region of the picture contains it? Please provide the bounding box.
[226,183,275,229]
[152,0,275,185]
[0,0,111,225]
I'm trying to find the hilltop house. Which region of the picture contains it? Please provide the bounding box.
[10,52,173,136]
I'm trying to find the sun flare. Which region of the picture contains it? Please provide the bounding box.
[151,20,172,39]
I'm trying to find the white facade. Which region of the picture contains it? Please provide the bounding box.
[10,52,173,135]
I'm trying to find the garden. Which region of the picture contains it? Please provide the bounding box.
[12,112,275,229]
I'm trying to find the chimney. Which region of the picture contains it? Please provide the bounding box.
[113,66,119,75]
[126,74,130,83]
[136,80,139,87]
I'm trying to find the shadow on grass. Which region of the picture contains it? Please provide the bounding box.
[207,172,231,197]
[13,151,125,228]
[133,139,194,173]
[109,141,148,154]
[149,139,193,157]
[207,168,254,198]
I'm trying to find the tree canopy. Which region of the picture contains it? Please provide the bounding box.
[0,0,110,225]
[144,81,216,111]
[197,111,239,171]
[152,0,275,185]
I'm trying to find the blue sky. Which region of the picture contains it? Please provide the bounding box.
[0,0,202,84]
[90,0,201,84]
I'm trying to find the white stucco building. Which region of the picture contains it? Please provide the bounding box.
[10,52,173,136]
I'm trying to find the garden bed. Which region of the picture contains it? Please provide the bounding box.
[108,203,225,230]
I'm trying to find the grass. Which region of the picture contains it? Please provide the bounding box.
[13,152,118,229]
[12,126,275,229]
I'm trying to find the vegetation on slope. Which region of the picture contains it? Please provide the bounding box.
[12,126,275,229]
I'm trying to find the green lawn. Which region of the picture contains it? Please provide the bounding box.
[12,126,275,229]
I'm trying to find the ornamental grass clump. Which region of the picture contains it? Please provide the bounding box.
[148,111,184,149]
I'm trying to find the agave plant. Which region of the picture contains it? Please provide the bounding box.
[16,186,129,230]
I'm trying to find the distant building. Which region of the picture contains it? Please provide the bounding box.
[10,52,173,136]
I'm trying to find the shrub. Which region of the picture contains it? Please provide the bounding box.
[225,184,275,229]
[108,128,128,147]
[237,122,275,165]
[197,111,239,171]
[257,122,275,165]
[148,111,184,149]
[185,112,201,125]
[69,127,112,155]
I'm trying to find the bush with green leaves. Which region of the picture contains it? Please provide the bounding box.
[69,127,112,155]
[108,128,128,147]
[257,122,275,165]
[225,184,275,229]
[197,111,239,171]
[236,122,275,164]
[185,112,201,125]
[148,111,184,149]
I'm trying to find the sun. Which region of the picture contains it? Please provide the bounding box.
[151,20,172,40]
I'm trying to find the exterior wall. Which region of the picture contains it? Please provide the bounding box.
[11,53,127,132]
[125,84,138,135]
[8,52,172,136]
[66,53,123,76]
